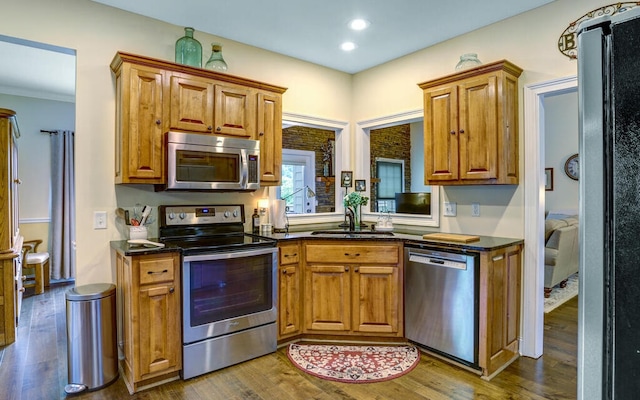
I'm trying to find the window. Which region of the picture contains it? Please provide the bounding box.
[375,158,404,212]
[281,149,316,214]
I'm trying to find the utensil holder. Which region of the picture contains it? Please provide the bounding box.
[129,226,148,240]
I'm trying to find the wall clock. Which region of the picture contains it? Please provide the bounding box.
[564,153,579,180]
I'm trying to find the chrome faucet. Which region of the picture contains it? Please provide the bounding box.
[345,208,355,231]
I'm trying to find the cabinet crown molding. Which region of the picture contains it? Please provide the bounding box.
[418,59,523,90]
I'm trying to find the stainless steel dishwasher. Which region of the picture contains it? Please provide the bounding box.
[404,242,480,369]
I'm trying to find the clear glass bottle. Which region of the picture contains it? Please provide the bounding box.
[455,53,482,71]
[175,27,202,68]
[205,43,228,72]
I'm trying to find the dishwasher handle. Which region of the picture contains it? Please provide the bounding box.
[407,253,468,270]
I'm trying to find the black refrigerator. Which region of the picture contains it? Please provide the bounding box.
[577,7,640,400]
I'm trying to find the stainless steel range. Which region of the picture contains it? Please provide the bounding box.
[158,204,277,380]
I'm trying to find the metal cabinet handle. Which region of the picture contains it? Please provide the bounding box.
[216,126,222,132]
[169,287,175,293]
[21,275,26,281]
[282,269,287,275]
[259,132,264,136]
[148,269,168,275]
[344,253,361,257]
[345,267,349,272]
[492,255,504,262]
[285,253,297,258]
[14,178,22,184]
[207,126,213,131]
[19,287,25,293]
[459,129,465,133]
[354,267,359,272]
[450,130,456,135]
[155,119,161,125]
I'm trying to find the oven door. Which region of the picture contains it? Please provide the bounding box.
[182,247,277,344]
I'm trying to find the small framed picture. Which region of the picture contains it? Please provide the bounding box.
[341,171,353,187]
[355,179,366,192]
[545,168,554,191]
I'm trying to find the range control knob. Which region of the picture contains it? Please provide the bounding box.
[168,212,175,220]
[224,211,231,218]
[233,209,239,218]
[179,212,186,220]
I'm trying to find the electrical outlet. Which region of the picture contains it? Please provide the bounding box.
[94,211,107,229]
[472,202,480,217]
[443,202,457,217]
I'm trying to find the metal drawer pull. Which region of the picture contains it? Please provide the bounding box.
[492,255,504,262]
[285,253,297,257]
[344,253,360,257]
[148,269,168,275]
[169,287,175,293]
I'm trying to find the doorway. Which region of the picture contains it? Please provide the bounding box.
[522,76,578,358]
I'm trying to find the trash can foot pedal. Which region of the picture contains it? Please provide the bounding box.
[64,383,87,394]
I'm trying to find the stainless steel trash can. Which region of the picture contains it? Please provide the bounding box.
[65,283,118,394]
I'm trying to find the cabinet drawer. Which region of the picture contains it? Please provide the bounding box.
[279,245,300,265]
[305,244,399,264]
[139,258,175,285]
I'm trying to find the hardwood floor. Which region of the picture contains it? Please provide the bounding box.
[0,281,578,399]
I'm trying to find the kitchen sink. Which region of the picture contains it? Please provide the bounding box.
[310,230,394,237]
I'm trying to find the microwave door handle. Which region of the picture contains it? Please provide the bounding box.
[240,150,248,189]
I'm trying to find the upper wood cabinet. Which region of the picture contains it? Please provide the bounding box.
[419,60,522,185]
[111,52,286,185]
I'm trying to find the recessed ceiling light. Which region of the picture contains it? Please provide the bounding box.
[341,42,357,51]
[349,19,370,31]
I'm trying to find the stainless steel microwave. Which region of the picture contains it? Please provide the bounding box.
[166,131,260,191]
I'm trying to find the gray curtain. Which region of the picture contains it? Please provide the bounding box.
[49,131,75,280]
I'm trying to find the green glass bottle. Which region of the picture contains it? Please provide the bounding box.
[205,43,228,72]
[175,27,202,67]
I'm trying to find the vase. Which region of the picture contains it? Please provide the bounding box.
[323,161,330,177]
[175,27,202,68]
[205,43,228,72]
[455,53,482,71]
[352,205,361,231]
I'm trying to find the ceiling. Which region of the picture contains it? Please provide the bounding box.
[0,0,555,101]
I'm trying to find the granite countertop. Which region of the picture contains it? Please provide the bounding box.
[111,230,523,256]
[261,230,523,252]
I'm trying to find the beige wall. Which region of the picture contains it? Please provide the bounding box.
[3,0,351,285]
[2,0,604,284]
[351,0,601,238]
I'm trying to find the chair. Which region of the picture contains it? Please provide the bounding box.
[22,239,50,295]
[544,217,579,298]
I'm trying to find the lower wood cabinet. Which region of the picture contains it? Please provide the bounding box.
[277,242,302,340]
[302,241,403,337]
[114,250,182,394]
[478,244,522,378]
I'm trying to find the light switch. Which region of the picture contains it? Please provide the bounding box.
[443,202,457,217]
[94,211,107,229]
[472,203,480,217]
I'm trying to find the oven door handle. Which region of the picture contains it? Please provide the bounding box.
[183,246,277,262]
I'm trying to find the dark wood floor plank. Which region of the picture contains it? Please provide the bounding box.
[0,282,579,400]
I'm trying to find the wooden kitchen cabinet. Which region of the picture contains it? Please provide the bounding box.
[115,250,182,394]
[111,52,286,186]
[419,60,522,185]
[169,76,256,138]
[257,90,282,184]
[303,241,403,337]
[0,109,22,346]
[277,242,302,340]
[110,58,165,183]
[478,243,522,379]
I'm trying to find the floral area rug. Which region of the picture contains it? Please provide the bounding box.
[287,343,420,383]
[544,273,578,313]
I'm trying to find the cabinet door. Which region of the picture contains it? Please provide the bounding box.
[279,264,301,337]
[479,244,521,376]
[169,75,214,133]
[458,75,498,181]
[257,91,282,185]
[123,65,164,181]
[214,84,255,137]
[137,283,180,379]
[352,265,399,334]
[424,85,459,182]
[304,265,351,332]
